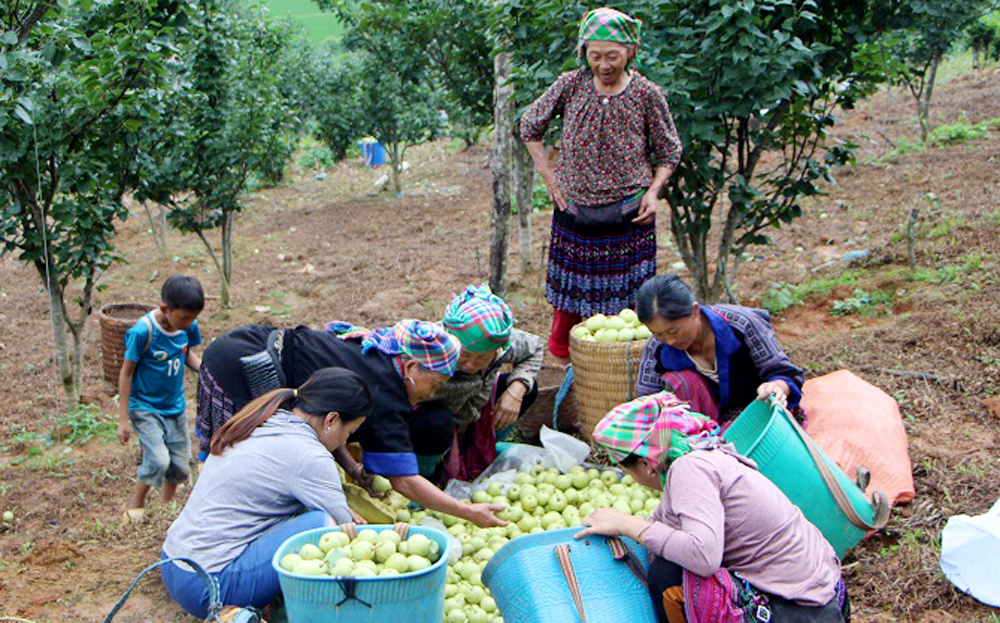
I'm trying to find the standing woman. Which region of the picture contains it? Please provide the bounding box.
[520,7,683,364]
[161,368,371,618]
[579,392,849,622]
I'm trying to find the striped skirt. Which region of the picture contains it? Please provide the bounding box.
[546,192,656,316]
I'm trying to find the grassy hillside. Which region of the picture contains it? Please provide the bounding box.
[264,0,343,45]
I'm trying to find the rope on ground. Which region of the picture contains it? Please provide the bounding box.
[1,617,38,623]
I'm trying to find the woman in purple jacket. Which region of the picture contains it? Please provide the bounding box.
[634,275,805,425]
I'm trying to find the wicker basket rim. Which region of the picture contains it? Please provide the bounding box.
[568,322,650,351]
[97,302,157,324]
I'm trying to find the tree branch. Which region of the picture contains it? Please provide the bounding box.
[16,0,57,44]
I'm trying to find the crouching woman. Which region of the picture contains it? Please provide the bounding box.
[578,392,849,622]
[161,367,371,618]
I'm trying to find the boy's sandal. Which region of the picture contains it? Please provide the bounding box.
[122,508,146,524]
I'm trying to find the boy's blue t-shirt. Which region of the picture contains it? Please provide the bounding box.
[124,311,202,417]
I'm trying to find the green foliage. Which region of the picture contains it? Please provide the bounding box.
[512,183,551,215]
[829,288,894,316]
[136,0,305,306]
[297,144,338,170]
[0,0,196,406]
[761,270,867,315]
[326,0,493,158]
[56,404,116,445]
[883,0,997,140]
[497,0,899,301]
[966,10,1000,60]
[264,0,345,45]
[880,137,928,162]
[302,46,364,161]
[327,3,449,193]
[927,117,1000,144]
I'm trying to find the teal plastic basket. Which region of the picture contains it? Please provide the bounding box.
[271,525,450,623]
[725,399,883,558]
[482,527,657,623]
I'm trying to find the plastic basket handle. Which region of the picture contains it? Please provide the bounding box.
[554,544,588,623]
[393,522,411,539]
[769,396,891,532]
[338,522,359,540]
[104,557,224,623]
[607,537,647,589]
[552,364,574,431]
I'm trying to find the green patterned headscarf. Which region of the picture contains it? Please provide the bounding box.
[593,391,718,486]
[442,284,513,353]
[578,7,642,47]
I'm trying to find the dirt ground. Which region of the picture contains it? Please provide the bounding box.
[1,64,999,622]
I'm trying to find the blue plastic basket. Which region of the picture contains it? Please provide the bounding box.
[359,141,386,167]
[272,525,450,623]
[482,527,657,623]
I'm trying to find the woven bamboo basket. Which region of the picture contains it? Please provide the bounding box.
[569,323,649,440]
[98,302,157,389]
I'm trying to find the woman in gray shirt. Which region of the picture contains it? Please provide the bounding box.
[161,367,371,619]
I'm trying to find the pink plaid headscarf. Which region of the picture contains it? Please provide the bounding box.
[593,391,718,473]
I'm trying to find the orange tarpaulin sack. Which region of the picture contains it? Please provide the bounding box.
[802,370,915,506]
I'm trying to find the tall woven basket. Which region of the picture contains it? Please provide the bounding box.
[98,303,157,390]
[569,323,649,440]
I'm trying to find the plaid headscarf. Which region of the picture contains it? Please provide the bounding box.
[442,284,514,353]
[360,319,461,376]
[578,7,642,47]
[593,391,718,485]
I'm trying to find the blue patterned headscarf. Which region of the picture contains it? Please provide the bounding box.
[360,319,461,376]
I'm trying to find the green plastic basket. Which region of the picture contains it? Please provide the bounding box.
[725,399,886,558]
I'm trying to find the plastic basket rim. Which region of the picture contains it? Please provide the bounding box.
[482,526,642,587]
[271,524,451,582]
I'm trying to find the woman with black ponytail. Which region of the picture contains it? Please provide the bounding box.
[160,367,371,619]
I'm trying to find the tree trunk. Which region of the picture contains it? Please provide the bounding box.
[489,50,513,297]
[159,204,168,251]
[918,54,940,142]
[38,263,78,410]
[513,138,534,275]
[221,210,234,308]
[387,142,402,194]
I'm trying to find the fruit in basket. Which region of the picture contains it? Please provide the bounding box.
[406,533,433,557]
[279,553,303,572]
[618,328,635,342]
[619,308,639,326]
[605,316,627,331]
[636,324,652,339]
[584,314,606,332]
[598,328,619,342]
[299,543,324,561]
[329,557,355,575]
[293,559,328,575]
[318,530,350,553]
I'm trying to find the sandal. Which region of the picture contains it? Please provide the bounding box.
[122,508,147,524]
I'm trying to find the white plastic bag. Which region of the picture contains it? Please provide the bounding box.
[540,425,591,473]
[418,515,463,565]
[940,497,1000,607]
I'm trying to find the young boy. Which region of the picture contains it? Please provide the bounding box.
[117,274,204,523]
